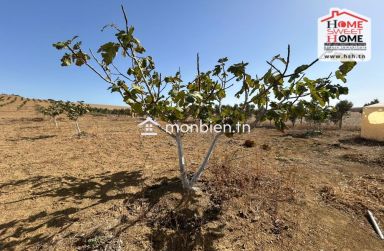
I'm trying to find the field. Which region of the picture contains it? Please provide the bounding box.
[0,95,383,250]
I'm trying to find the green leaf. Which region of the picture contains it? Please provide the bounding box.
[109,84,120,93]
[335,70,346,83]
[338,86,349,95]
[228,62,248,78]
[73,51,90,66]
[185,95,195,103]
[175,106,183,113]
[131,84,143,94]
[216,89,226,99]
[97,42,120,65]
[218,57,228,63]
[294,64,309,74]
[339,61,357,75]
[53,42,66,50]
[311,91,325,106]
[263,69,272,84]
[124,98,135,104]
[134,45,146,53]
[73,42,82,50]
[60,53,72,66]
[127,68,133,75]
[271,54,287,65]
[130,103,143,113]
[191,92,203,100]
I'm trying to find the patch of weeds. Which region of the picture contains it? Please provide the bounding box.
[76,230,122,251]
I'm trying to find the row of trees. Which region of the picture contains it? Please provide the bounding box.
[296,98,380,128]
[0,96,18,107]
[286,100,353,129]
[37,101,90,136]
[17,100,28,110]
[214,100,353,130]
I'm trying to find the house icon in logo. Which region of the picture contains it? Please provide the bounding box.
[138,117,160,136]
[320,9,368,23]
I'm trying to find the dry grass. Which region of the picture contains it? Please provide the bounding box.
[0,95,383,250]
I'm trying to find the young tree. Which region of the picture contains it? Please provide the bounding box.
[305,101,331,130]
[295,101,307,125]
[53,6,355,192]
[63,101,90,136]
[37,101,65,128]
[288,105,299,127]
[329,100,353,129]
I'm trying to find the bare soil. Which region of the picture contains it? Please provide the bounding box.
[0,95,383,250]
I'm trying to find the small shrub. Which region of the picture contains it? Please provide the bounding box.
[243,140,255,148]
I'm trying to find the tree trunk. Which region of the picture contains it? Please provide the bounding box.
[75,120,81,135]
[338,118,343,129]
[189,133,222,187]
[175,132,190,189]
[252,109,267,128]
[174,132,222,191]
[54,116,58,128]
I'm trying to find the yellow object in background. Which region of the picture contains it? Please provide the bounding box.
[368,110,384,125]
[361,104,384,142]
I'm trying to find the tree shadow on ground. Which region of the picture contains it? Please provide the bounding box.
[1,173,226,250]
[283,130,323,138]
[2,171,143,204]
[111,177,225,251]
[7,135,57,141]
[0,170,144,250]
[339,136,384,146]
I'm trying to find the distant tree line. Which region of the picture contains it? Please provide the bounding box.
[364,98,379,107]
[211,99,355,130]
[35,100,133,136]
[88,107,131,116]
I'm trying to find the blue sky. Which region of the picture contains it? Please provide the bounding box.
[0,0,382,106]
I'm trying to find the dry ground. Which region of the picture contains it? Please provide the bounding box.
[0,95,383,250]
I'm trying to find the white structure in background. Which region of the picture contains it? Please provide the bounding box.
[361,103,384,142]
[138,117,160,136]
